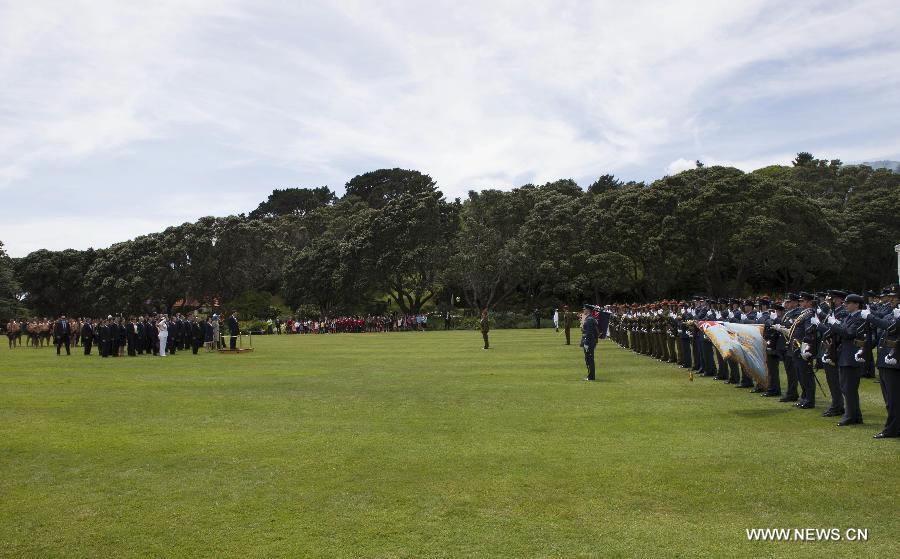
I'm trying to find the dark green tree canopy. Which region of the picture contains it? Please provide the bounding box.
[8,154,900,317]
[344,168,437,209]
[248,187,336,219]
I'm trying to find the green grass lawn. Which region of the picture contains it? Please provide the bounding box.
[1,330,897,558]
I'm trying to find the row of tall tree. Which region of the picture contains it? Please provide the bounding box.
[3,154,899,320]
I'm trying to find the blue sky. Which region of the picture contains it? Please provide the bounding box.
[2,0,899,256]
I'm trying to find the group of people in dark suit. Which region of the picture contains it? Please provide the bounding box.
[5,312,242,357]
[608,285,900,440]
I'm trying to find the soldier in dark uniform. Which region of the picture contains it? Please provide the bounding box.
[562,305,573,345]
[711,300,730,382]
[762,301,783,397]
[665,302,679,364]
[866,285,899,438]
[816,290,847,417]
[724,300,743,385]
[777,294,802,403]
[861,291,879,378]
[479,308,490,350]
[790,292,818,409]
[695,298,716,377]
[581,305,599,381]
[827,293,868,426]
[678,303,693,369]
[740,299,764,392]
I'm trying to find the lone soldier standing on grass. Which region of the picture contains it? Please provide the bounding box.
[563,304,572,345]
[581,305,599,381]
[480,308,490,350]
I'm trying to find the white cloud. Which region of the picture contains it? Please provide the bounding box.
[1,0,900,255]
[666,158,698,175]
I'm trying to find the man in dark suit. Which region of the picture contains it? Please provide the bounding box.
[581,305,599,381]
[107,317,119,357]
[227,311,239,350]
[81,319,94,355]
[53,315,71,355]
[135,317,146,354]
[126,318,137,356]
[98,318,110,358]
[191,316,203,354]
[827,293,868,426]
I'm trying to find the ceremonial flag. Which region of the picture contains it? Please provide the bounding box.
[595,310,611,338]
[697,321,769,388]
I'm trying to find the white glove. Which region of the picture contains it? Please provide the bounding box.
[800,343,812,359]
[827,315,838,325]
[810,315,820,326]
[727,311,734,319]
[893,308,900,318]
[770,311,778,320]
[715,311,722,319]
[854,350,865,363]
[886,354,897,366]
[860,309,870,319]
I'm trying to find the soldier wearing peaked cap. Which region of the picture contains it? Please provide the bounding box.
[762,300,784,397]
[789,292,819,409]
[816,290,848,417]
[866,285,900,438]
[826,293,868,426]
[777,294,802,403]
[580,304,599,381]
[740,299,765,392]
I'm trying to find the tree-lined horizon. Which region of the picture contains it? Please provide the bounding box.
[2,154,899,319]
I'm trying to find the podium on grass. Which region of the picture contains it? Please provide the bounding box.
[218,331,254,354]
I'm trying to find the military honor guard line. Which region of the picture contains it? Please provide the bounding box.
[604,285,900,440]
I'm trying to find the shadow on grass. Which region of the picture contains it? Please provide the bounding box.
[731,408,792,418]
